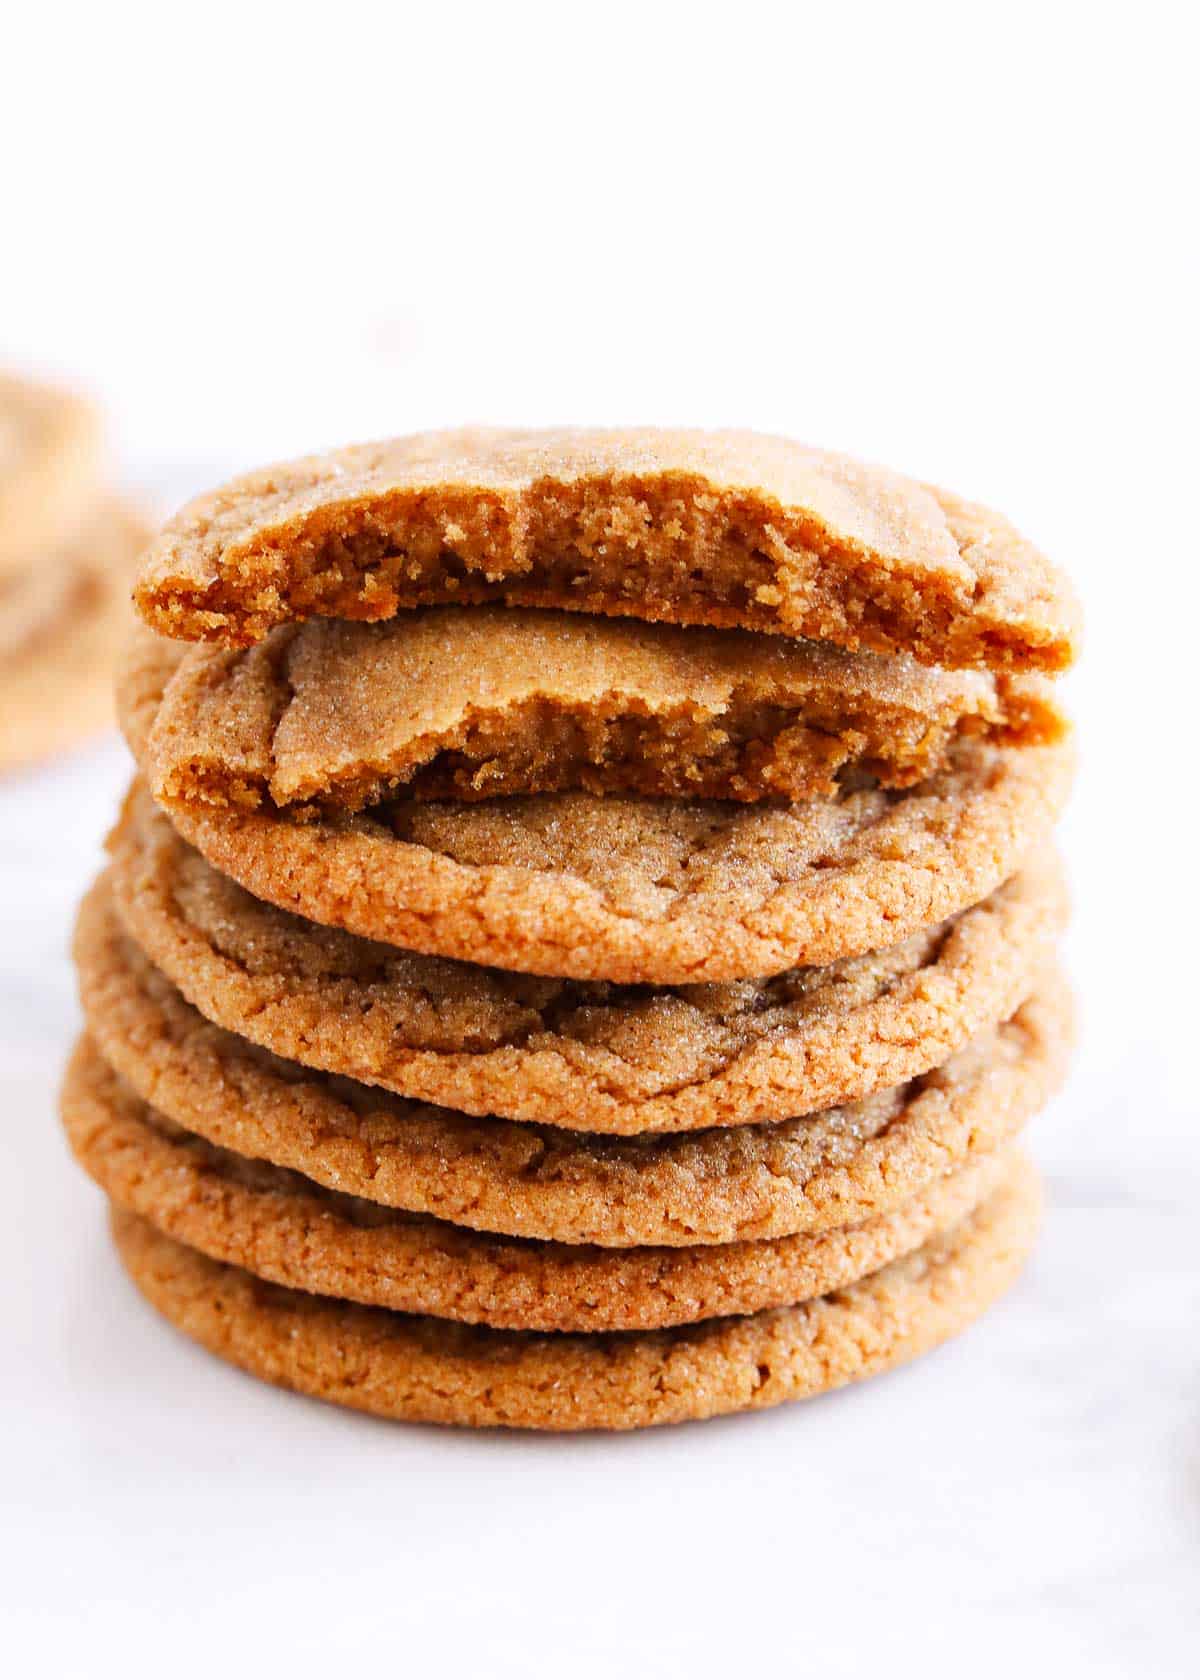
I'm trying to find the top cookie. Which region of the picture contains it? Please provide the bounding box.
[133,428,1079,672]
[0,372,105,577]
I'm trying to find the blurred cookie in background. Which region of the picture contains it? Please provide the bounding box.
[0,373,105,575]
[0,374,152,772]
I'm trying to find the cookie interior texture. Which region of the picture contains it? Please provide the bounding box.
[132,428,1080,675]
[144,607,1065,812]
[108,1157,1041,1430]
[75,889,1072,1248]
[64,1038,1018,1333]
[102,797,1068,1131]
[119,629,1074,982]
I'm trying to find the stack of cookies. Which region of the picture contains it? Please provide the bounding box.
[1,372,149,772]
[63,431,1079,1431]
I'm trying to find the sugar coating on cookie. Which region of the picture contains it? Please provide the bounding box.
[102,792,1068,1132]
[74,891,1072,1247]
[108,1159,1042,1430]
[119,627,1074,983]
[64,1040,1018,1333]
[133,428,1080,675]
[144,607,1065,812]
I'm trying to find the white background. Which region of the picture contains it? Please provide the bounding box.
[2,4,1197,1675]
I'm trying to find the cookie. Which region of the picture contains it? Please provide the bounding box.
[0,558,90,662]
[63,1039,1016,1333]
[132,428,1079,674]
[145,607,1064,812]
[0,500,151,773]
[106,790,1068,1132]
[0,372,105,576]
[119,631,1074,983]
[109,1158,1041,1429]
[75,884,1071,1245]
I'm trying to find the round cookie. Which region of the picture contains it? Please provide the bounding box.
[131,426,1080,674]
[109,1160,1042,1431]
[75,879,1072,1247]
[64,1039,1015,1333]
[1,501,151,773]
[119,630,1074,983]
[0,372,104,576]
[0,558,88,661]
[106,787,1069,1132]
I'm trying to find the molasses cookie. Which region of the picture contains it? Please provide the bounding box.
[105,790,1068,1132]
[109,1157,1041,1430]
[133,428,1079,673]
[64,1040,1017,1333]
[119,628,1074,982]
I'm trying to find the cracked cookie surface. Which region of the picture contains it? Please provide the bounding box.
[109,1157,1041,1430]
[119,629,1074,983]
[64,1039,1015,1333]
[74,886,1071,1247]
[105,790,1067,1131]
